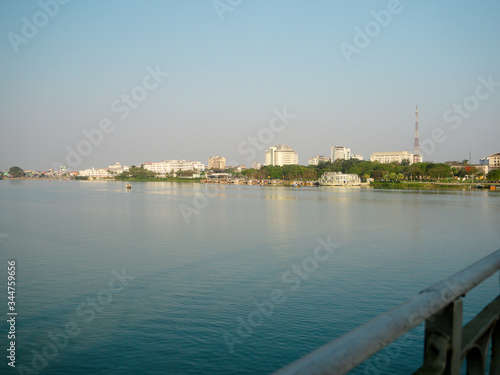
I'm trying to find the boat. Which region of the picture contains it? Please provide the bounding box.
[126,184,131,189]
[319,172,361,187]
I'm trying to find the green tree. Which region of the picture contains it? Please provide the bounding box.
[347,165,361,176]
[487,169,500,181]
[9,166,24,178]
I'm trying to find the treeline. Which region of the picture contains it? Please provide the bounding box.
[239,159,497,181]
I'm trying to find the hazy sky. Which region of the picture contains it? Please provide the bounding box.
[1,0,499,171]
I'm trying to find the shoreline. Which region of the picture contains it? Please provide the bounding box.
[3,178,499,192]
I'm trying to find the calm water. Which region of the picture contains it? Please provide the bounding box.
[1,180,499,374]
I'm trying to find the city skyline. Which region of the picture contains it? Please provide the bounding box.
[1,1,499,171]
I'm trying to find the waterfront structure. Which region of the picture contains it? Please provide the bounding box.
[265,145,298,166]
[413,106,422,163]
[108,162,128,175]
[79,168,113,178]
[79,162,129,178]
[208,156,226,170]
[319,172,361,186]
[308,155,330,166]
[251,161,262,170]
[370,151,416,164]
[487,152,500,170]
[142,160,205,176]
[351,154,364,161]
[331,146,351,162]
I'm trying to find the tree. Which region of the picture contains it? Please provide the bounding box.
[9,166,24,178]
[487,169,500,181]
[347,166,361,176]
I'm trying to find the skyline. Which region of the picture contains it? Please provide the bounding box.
[1,1,500,171]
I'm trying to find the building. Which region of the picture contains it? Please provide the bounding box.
[78,163,129,178]
[319,172,361,186]
[331,146,351,162]
[79,168,113,178]
[413,154,423,163]
[487,153,500,170]
[208,156,226,170]
[142,160,205,176]
[351,154,364,161]
[251,161,262,170]
[107,162,129,175]
[370,151,416,164]
[265,145,298,166]
[308,155,330,166]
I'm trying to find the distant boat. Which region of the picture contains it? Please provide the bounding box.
[126,184,131,189]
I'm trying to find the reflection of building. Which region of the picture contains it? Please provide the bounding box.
[265,145,298,166]
[208,156,226,170]
[370,151,416,164]
[331,146,350,161]
[308,155,330,166]
[143,160,205,176]
[488,152,500,170]
[319,172,361,186]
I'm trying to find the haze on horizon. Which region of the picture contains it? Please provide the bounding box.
[0,0,499,171]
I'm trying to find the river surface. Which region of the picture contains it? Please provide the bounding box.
[0,180,499,374]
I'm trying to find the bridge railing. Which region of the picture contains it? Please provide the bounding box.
[272,248,500,375]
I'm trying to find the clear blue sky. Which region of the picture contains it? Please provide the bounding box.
[1,0,499,170]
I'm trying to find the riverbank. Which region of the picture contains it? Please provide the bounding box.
[371,181,499,190]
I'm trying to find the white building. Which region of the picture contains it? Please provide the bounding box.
[251,161,262,170]
[79,168,113,178]
[142,160,205,176]
[208,156,226,170]
[331,146,351,162]
[370,151,416,164]
[308,155,330,166]
[265,145,298,166]
[79,162,129,178]
[107,162,129,175]
[487,152,500,170]
[351,154,364,161]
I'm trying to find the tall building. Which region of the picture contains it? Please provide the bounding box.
[370,151,416,164]
[331,146,351,162]
[308,155,330,166]
[265,145,298,166]
[208,156,226,170]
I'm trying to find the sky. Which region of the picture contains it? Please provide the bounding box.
[0,0,499,171]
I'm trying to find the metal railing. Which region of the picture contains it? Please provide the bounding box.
[273,249,500,375]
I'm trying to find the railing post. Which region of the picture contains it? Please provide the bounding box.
[423,298,463,375]
[491,322,500,375]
